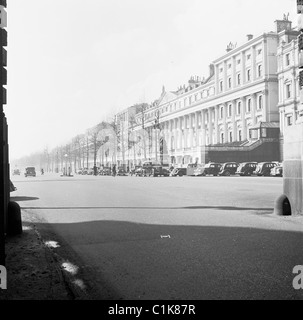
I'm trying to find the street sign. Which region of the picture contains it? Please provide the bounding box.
[0,6,7,28]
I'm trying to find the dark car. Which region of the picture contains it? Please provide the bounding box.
[117,168,127,176]
[236,162,258,176]
[141,161,169,177]
[170,167,187,177]
[253,162,277,176]
[218,162,238,176]
[202,163,222,176]
[12,169,20,175]
[25,167,36,177]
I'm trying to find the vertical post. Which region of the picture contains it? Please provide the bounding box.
[0,0,7,265]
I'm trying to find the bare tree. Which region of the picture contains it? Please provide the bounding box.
[87,122,109,175]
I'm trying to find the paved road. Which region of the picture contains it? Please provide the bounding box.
[11,173,303,300]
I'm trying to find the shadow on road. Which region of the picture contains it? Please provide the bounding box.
[11,196,39,202]
[34,219,303,300]
[19,205,273,212]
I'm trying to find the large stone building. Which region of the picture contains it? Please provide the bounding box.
[113,17,300,168]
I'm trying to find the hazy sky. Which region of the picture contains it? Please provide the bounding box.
[5,0,296,160]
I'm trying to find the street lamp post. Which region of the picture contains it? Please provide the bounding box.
[64,154,68,176]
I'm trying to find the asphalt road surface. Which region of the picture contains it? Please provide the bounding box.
[11,173,303,300]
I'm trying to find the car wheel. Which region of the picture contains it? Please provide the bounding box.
[225,171,231,176]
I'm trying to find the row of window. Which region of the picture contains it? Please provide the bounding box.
[142,94,264,125]
[219,65,263,92]
[218,49,263,73]
[218,96,263,119]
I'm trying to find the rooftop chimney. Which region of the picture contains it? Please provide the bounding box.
[247,34,254,41]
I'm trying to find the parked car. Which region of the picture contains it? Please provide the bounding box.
[253,162,277,176]
[100,167,111,175]
[12,169,20,175]
[202,163,222,176]
[87,168,94,175]
[236,162,258,176]
[25,167,36,177]
[141,161,169,177]
[117,168,127,176]
[134,166,143,176]
[77,168,83,175]
[81,168,89,175]
[186,163,198,176]
[219,162,238,176]
[170,167,187,177]
[193,164,206,176]
[270,164,283,177]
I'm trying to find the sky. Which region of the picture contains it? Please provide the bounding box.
[5,0,297,160]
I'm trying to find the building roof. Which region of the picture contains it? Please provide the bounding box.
[250,122,280,130]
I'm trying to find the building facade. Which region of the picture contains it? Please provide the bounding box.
[112,17,300,168]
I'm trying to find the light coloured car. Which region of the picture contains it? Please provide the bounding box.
[270,164,283,177]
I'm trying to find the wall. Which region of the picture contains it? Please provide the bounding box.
[283,122,303,215]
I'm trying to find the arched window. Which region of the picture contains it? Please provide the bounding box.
[247,69,251,82]
[237,101,241,115]
[247,99,251,112]
[228,104,232,117]
[258,64,262,77]
[258,95,263,109]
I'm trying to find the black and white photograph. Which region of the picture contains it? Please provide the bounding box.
[0,0,303,308]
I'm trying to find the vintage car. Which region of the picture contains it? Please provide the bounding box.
[235,162,258,176]
[12,169,20,175]
[24,167,36,177]
[202,163,222,176]
[253,162,277,176]
[130,166,142,176]
[186,163,199,176]
[170,167,187,177]
[193,164,206,176]
[141,161,169,177]
[100,167,111,175]
[218,162,239,176]
[270,164,283,177]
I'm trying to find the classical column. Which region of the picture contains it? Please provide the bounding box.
[241,97,247,141]
[232,56,236,89]
[252,45,256,81]
[251,93,257,126]
[189,113,194,148]
[241,51,246,85]
[195,111,200,146]
[201,110,206,146]
[223,60,227,91]
[208,108,213,145]
[223,103,228,142]
[214,105,220,144]
[179,116,183,149]
[231,100,237,142]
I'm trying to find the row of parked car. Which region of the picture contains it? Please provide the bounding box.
[173,161,282,177]
[76,161,283,178]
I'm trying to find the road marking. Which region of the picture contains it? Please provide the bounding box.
[161,235,171,239]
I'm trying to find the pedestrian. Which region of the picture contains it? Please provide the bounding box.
[112,164,116,177]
